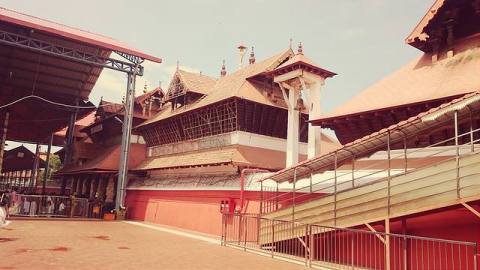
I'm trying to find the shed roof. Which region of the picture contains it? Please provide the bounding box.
[0,7,161,62]
[265,91,480,183]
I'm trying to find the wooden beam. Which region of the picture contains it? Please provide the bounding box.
[460,201,480,219]
[364,223,386,244]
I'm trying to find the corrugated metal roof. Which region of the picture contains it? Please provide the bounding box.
[0,7,161,62]
[265,91,480,183]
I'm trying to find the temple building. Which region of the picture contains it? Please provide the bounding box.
[0,145,46,191]
[126,47,340,235]
[56,87,163,211]
[315,0,480,145]
[251,1,480,268]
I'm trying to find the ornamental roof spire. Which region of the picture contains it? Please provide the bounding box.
[249,46,255,64]
[220,60,227,77]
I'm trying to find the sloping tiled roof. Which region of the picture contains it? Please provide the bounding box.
[58,143,146,174]
[177,70,216,95]
[405,0,445,45]
[135,86,164,105]
[53,111,96,138]
[316,35,480,122]
[139,49,294,127]
[274,53,336,78]
[0,7,161,62]
[134,145,306,171]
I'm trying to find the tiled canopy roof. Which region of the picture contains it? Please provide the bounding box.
[176,70,217,95]
[135,145,306,171]
[139,49,294,128]
[315,35,480,123]
[58,143,146,174]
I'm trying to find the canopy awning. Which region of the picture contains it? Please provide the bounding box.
[265,92,480,183]
[0,7,161,143]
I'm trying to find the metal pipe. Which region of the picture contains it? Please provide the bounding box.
[403,137,408,175]
[292,167,297,222]
[351,154,355,187]
[42,133,53,195]
[470,108,474,152]
[240,168,268,214]
[116,70,137,212]
[0,111,9,176]
[334,152,338,226]
[275,182,279,211]
[387,131,391,215]
[454,110,460,199]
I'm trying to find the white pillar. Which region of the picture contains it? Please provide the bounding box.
[286,89,300,167]
[307,80,323,159]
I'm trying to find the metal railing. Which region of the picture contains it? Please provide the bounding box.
[6,194,90,218]
[0,176,34,192]
[260,125,480,215]
[222,214,479,270]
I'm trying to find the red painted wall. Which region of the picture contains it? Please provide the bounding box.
[126,189,264,236]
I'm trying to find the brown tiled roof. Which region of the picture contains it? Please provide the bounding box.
[316,35,480,122]
[58,143,146,174]
[134,145,307,171]
[405,0,445,46]
[135,87,164,105]
[274,53,336,78]
[53,111,96,138]
[139,49,294,127]
[176,70,216,95]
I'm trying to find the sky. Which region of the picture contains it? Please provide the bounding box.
[1,0,434,150]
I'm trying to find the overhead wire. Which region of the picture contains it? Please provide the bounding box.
[0,95,122,110]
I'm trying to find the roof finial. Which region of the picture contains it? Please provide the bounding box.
[249,46,255,64]
[289,38,293,49]
[297,42,303,55]
[220,60,227,77]
[176,60,179,71]
[237,43,247,69]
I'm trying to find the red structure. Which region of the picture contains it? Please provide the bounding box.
[126,51,340,235]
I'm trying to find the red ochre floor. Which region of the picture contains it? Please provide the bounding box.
[0,220,306,270]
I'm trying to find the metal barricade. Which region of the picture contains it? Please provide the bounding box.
[9,194,89,218]
[222,214,479,270]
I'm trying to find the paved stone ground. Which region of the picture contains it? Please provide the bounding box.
[0,220,307,270]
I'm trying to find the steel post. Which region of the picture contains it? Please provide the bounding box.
[387,131,391,215]
[292,168,297,222]
[0,111,9,176]
[64,102,78,165]
[31,143,40,189]
[42,134,53,195]
[454,110,460,199]
[404,137,408,175]
[470,109,474,152]
[334,152,338,226]
[116,71,137,212]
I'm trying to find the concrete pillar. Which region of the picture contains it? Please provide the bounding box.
[307,80,323,159]
[286,88,300,167]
